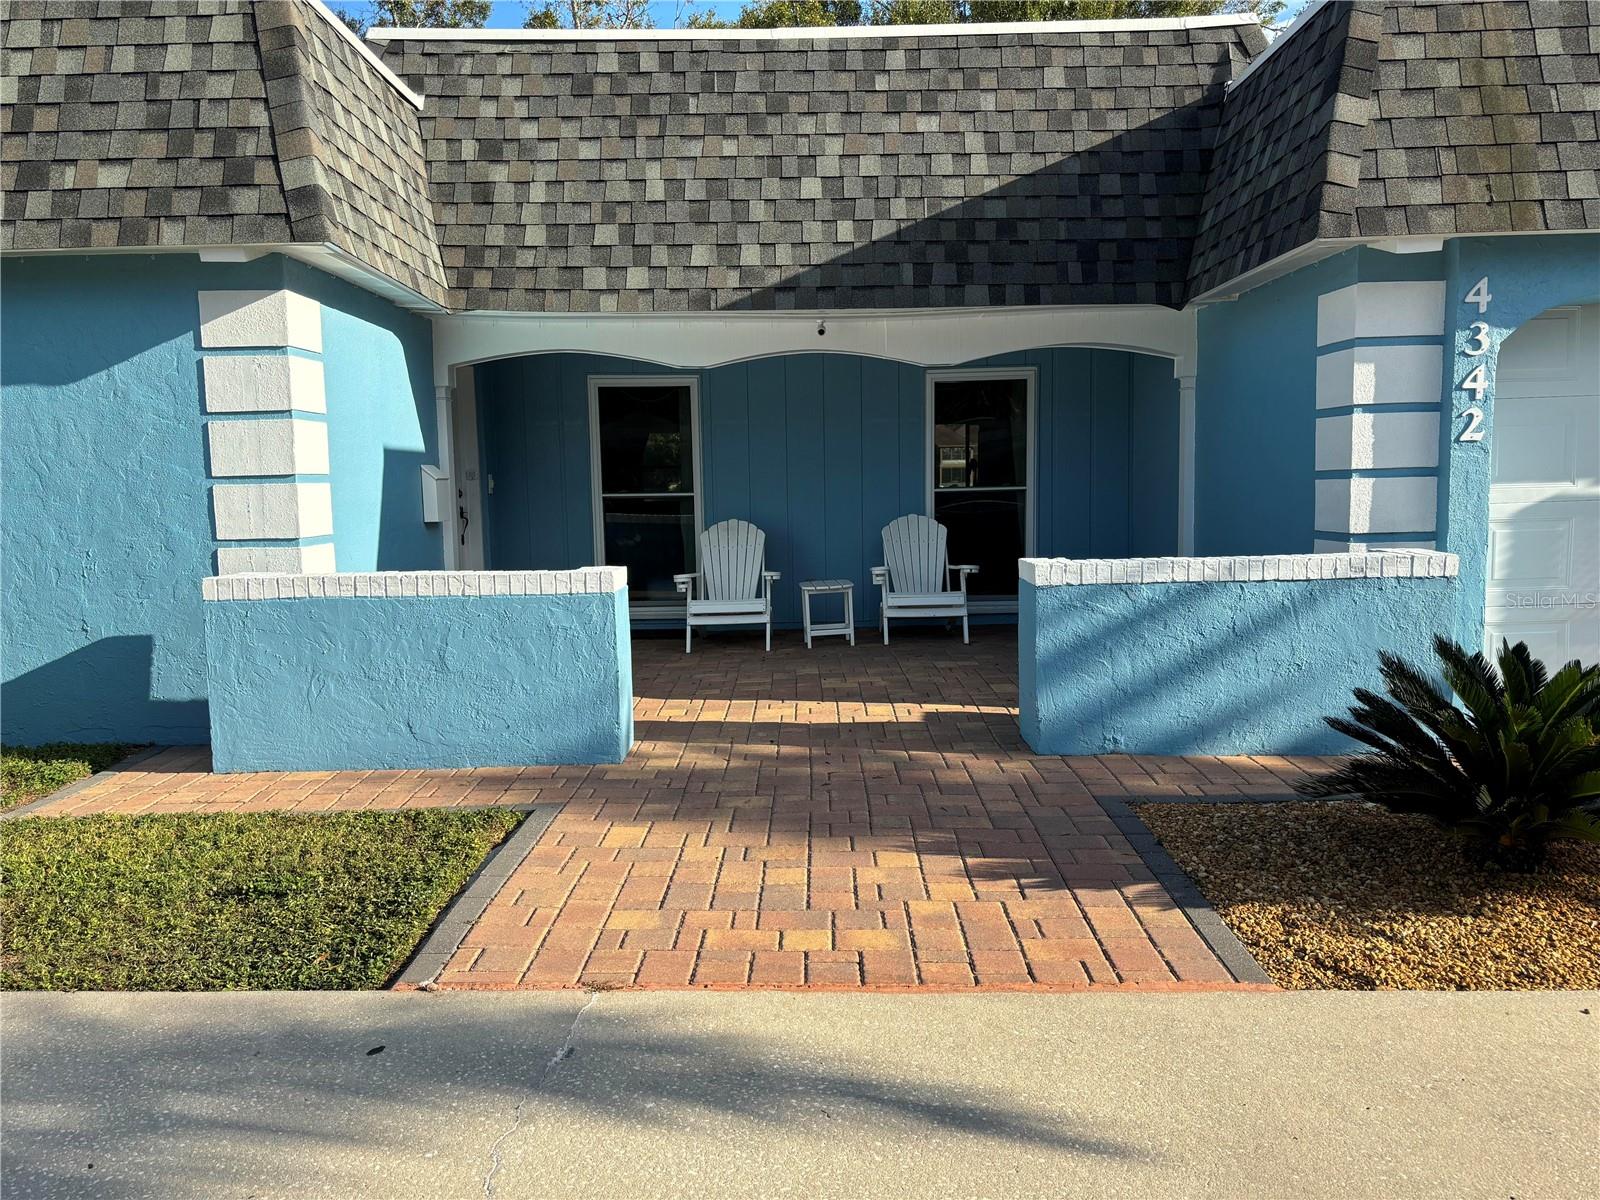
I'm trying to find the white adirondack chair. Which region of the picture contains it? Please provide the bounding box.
[871,514,978,644]
[674,519,780,653]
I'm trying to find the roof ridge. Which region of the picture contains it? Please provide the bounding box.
[366,15,1261,44]
[304,0,424,108]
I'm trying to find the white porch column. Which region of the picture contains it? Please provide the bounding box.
[1177,373,1196,555]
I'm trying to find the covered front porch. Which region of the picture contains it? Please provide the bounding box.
[438,306,1198,631]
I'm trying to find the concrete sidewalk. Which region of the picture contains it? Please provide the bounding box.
[3,991,1595,1200]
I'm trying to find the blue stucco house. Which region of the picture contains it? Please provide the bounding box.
[2,0,1597,767]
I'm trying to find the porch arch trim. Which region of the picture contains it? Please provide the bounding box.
[431,305,1198,383]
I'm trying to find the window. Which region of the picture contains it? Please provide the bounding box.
[928,371,1033,602]
[588,379,700,604]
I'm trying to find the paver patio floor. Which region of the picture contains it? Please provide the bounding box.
[31,631,1331,990]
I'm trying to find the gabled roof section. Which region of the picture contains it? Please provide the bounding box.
[374,19,1267,312]
[0,0,445,306]
[254,1,448,305]
[1187,1,1381,298]
[1,0,294,251]
[2,3,1595,312]
[1190,0,1600,299]
[1354,0,1598,239]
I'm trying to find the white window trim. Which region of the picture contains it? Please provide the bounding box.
[925,367,1038,615]
[586,375,703,614]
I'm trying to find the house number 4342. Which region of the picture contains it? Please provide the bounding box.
[1458,276,1491,442]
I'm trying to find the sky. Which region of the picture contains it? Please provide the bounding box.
[469,0,1316,29]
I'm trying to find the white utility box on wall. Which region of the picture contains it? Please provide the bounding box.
[420,465,448,524]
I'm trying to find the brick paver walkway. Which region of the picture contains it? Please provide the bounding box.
[29,631,1330,990]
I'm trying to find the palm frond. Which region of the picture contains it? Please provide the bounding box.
[1317,638,1600,867]
[1499,639,1547,707]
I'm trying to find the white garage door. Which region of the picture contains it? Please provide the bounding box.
[1485,302,1600,667]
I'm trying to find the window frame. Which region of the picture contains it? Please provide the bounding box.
[924,367,1037,613]
[586,374,703,613]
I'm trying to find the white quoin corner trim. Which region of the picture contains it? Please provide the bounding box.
[430,305,1199,384]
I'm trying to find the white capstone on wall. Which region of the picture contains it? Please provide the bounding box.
[202,355,326,413]
[1314,410,1440,471]
[211,482,334,541]
[1019,551,1458,587]
[1314,475,1438,536]
[215,543,338,575]
[1314,343,1443,408]
[200,566,629,601]
[199,289,323,352]
[206,417,330,477]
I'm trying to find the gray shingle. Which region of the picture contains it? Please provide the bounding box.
[0,0,444,305]
[1,0,294,253]
[377,22,1266,312]
[1190,0,1596,297]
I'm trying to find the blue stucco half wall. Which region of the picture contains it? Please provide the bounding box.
[1019,568,1464,756]
[0,253,440,745]
[203,589,633,771]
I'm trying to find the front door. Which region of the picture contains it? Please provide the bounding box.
[1484,303,1599,665]
[589,378,700,605]
[928,371,1033,603]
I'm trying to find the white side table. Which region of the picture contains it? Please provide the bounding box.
[799,579,855,648]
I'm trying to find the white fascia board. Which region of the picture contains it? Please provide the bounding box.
[432,304,1199,384]
[0,244,447,316]
[367,15,1258,43]
[1227,0,1326,91]
[1187,228,1598,310]
[305,0,425,109]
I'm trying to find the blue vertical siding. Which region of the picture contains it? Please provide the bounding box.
[477,348,1181,626]
[1130,353,1182,556]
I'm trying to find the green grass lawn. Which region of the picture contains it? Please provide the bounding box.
[1,743,142,812]
[0,809,523,990]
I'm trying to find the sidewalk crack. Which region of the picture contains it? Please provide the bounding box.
[482,990,602,1198]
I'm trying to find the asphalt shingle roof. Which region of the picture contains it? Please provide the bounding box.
[1,2,1597,310]
[255,1,448,305]
[1,0,446,306]
[1356,0,1599,239]
[1189,0,1599,297]
[1,0,293,250]
[377,23,1265,311]
[1188,0,1381,298]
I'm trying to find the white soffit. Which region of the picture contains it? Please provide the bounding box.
[432,305,1200,380]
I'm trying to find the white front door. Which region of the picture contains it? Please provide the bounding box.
[1484,303,1600,666]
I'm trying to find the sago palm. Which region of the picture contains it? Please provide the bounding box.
[1296,637,1600,869]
